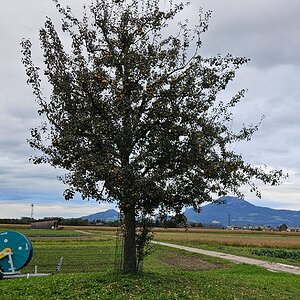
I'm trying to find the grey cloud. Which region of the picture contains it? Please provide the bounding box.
[194,0,300,68]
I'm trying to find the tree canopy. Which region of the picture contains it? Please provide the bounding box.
[22,0,284,273]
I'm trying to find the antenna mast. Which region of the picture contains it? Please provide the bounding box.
[228,212,231,227]
[31,204,34,220]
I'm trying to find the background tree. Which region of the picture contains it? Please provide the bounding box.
[279,223,288,231]
[22,0,284,273]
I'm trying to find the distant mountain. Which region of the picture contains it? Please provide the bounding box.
[82,197,300,227]
[81,209,119,222]
[184,196,300,227]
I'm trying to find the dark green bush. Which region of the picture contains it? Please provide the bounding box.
[251,248,300,259]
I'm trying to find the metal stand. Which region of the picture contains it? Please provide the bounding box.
[1,250,51,279]
[56,257,64,273]
[7,251,17,274]
[1,250,21,278]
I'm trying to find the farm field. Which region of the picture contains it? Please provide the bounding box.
[0,226,300,299]
[153,228,300,267]
[61,226,300,266]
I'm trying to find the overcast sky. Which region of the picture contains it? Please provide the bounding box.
[1,0,300,219]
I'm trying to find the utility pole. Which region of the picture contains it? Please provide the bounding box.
[31,204,34,220]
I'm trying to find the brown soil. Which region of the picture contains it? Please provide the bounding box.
[158,251,223,271]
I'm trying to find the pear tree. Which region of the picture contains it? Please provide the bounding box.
[22,0,284,273]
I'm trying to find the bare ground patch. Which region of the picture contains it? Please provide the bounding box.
[158,250,224,271]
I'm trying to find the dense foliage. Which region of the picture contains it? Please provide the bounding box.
[0,217,33,224]
[251,249,300,260]
[22,0,284,272]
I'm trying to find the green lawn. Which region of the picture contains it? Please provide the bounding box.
[1,261,300,299]
[0,227,86,237]
[1,233,300,299]
[22,238,116,274]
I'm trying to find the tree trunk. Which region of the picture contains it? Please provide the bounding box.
[122,206,137,273]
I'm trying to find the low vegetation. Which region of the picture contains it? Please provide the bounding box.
[22,238,116,274]
[6,228,86,238]
[2,264,300,300]
[1,226,300,299]
[154,228,300,249]
[153,227,300,267]
[251,249,300,260]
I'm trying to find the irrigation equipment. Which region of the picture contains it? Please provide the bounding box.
[0,231,49,279]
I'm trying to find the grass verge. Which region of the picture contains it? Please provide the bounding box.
[0,236,299,299]
[1,264,299,299]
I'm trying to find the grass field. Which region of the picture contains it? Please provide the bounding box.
[153,228,300,248]
[153,228,300,267]
[1,226,300,299]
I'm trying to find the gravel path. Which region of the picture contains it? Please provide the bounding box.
[152,241,300,275]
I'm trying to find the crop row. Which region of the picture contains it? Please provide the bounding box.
[154,232,300,249]
[251,249,300,259]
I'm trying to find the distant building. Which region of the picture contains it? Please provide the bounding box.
[31,218,61,229]
[229,225,276,231]
[287,227,300,232]
[211,220,220,224]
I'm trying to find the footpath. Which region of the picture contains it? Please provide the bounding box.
[152,241,300,275]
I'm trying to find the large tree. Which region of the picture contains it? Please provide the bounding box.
[22,0,284,273]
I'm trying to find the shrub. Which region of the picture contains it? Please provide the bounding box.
[251,248,300,259]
